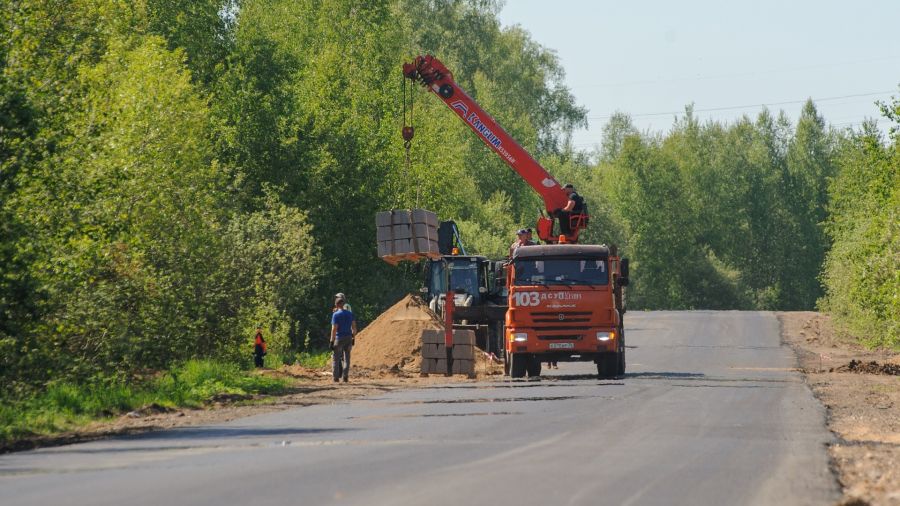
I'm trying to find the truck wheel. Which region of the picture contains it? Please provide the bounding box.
[616,326,626,376]
[510,353,527,378]
[597,353,617,379]
[503,353,511,376]
[526,355,542,377]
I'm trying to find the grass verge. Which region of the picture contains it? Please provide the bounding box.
[0,359,289,446]
[296,349,331,369]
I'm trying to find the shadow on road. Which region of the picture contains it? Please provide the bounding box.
[123,426,355,442]
[26,427,358,456]
[625,371,706,379]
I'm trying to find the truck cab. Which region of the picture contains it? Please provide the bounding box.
[505,244,628,379]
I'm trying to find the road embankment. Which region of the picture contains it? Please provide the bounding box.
[779,312,900,506]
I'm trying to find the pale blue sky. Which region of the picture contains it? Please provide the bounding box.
[498,0,900,150]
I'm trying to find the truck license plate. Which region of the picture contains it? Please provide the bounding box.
[549,342,574,349]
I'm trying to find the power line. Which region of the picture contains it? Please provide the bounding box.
[571,55,900,89]
[587,90,896,120]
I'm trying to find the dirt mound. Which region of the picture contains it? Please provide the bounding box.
[832,359,900,376]
[352,295,443,371]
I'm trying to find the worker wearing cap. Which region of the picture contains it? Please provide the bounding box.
[334,292,352,313]
[508,228,535,258]
[330,298,356,383]
[556,183,585,238]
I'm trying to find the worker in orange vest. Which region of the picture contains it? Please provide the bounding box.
[253,326,267,368]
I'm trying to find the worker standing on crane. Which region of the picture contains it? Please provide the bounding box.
[556,184,586,238]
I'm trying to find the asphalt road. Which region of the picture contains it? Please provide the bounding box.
[0,311,840,505]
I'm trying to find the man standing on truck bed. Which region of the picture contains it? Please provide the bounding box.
[509,228,536,258]
[556,183,585,238]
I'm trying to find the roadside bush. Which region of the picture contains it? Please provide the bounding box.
[821,114,900,348]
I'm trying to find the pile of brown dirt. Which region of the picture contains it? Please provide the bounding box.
[832,359,900,376]
[352,294,444,371]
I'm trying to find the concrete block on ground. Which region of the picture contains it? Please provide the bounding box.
[421,329,444,345]
[421,342,440,359]
[421,358,475,375]
[421,358,437,374]
[452,359,475,375]
[419,329,475,346]
[421,343,474,360]
[450,329,476,346]
[451,343,475,359]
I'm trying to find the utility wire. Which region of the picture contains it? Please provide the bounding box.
[587,90,896,120]
[572,55,900,89]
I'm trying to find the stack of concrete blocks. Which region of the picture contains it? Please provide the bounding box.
[419,329,476,377]
[376,209,441,264]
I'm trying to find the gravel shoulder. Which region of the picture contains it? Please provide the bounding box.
[779,312,900,506]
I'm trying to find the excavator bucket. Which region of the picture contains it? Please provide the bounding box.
[376,209,442,265]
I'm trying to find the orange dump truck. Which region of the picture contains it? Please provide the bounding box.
[505,244,629,379]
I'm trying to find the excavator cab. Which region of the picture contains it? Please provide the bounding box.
[423,256,492,308]
[422,256,506,355]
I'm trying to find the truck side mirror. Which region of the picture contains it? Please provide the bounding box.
[619,258,630,286]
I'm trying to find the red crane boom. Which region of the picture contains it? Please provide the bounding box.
[403,55,587,243]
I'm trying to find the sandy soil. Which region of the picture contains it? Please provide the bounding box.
[351,294,442,371]
[779,312,900,506]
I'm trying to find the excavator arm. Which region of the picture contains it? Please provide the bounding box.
[403,55,587,243]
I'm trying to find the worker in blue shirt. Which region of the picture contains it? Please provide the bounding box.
[330,298,357,382]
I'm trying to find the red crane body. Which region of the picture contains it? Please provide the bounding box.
[403,55,587,243]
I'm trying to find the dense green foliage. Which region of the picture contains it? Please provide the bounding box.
[593,103,837,310]
[1,0,897,405]
[820,97,899,347]
[0,0,586,396]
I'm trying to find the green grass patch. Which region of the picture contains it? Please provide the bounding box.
[0,359,290,446]
[296,349,331,369]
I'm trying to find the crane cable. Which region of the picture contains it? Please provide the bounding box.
[401,75,418,208]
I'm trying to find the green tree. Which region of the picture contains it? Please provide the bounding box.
[821,104,899,347]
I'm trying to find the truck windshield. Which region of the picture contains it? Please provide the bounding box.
[514,258,608,286]
[431,260,481,294]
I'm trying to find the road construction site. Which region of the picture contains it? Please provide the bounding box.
[0,311,846,506]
